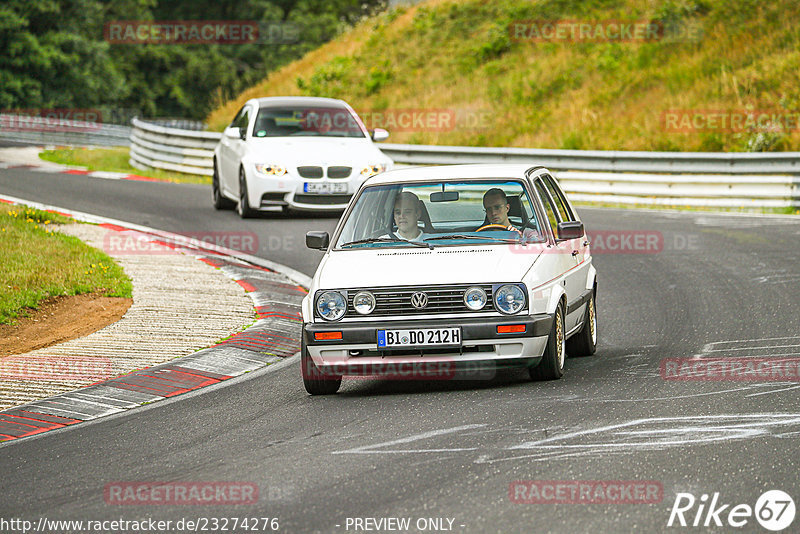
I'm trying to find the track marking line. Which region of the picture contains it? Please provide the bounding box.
[332,424,486,455]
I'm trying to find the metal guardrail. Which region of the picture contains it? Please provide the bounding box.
[0,113,131,147]
[130,118,218,175]
[128,119,800,208]
[379,143,800,175]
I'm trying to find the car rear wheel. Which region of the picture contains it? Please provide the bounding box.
[566,291,597,357]
[301,338,342,395]
[237,167,256,219]
[529,303,565,381]
[212,161,235,210]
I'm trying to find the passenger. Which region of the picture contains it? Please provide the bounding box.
[387,191,424,241]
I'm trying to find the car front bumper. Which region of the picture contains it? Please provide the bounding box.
[304,314,553,376]
[246,169,365,211]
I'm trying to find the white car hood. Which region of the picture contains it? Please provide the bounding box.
[316,245,546,288]
[247,137,388,165]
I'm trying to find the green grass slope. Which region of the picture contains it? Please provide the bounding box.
[207,0,800,152]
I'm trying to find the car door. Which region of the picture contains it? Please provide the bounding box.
[231,106,252,197]
[531,178,577,319]
[540,173,590,332]
[219,106,245,194]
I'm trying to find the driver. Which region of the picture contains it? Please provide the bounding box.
[480,188,541,241]
[482,188,516,230]
[385,191,424,241]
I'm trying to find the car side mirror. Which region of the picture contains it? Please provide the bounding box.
[225,127,240,139]
[557,221,584,240]
[371,128,389,142]
[306,231,330,250]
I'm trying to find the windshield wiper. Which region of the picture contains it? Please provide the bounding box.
[340,237,433,249]
[423,234,519,244]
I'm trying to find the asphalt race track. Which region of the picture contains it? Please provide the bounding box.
[1,167,800,532]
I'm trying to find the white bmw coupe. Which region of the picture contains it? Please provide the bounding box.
[213,96,394,217]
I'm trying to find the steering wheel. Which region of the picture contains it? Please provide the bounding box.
[476,223,511,232]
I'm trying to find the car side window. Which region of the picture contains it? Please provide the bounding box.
[534,180,559,236]
[236,108,251,137]
[542,174,574,221]
[230,107,245,128]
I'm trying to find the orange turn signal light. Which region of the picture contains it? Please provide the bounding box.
[497,324,526,334]
[314,331,343,341]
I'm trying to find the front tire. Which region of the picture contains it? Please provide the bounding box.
[529,303,566,381]
[301,338,341,395]
[212,160,235,210]
[566,291,597,357]
[237,167,256,219]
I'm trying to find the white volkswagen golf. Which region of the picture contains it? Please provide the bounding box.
[213,96,394,217]
[301,164,598,395]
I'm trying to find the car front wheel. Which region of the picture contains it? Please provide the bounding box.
[212,160,235,210]
[529,303,565,381]
[237,167,257,218]
[301,338,342,395]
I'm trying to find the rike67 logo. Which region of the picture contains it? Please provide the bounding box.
[668,490,795,531]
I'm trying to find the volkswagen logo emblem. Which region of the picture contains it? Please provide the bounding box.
[410,292,428,309]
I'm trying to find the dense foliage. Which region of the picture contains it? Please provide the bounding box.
[0,0,385,120]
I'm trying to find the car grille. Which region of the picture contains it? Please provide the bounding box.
[294,194,352,205]
[347,284,495,316]
[297,166,323,178]
[327,166,352,178]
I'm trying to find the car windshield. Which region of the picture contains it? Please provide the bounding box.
[252,106,366,138]
[335,180,546,249]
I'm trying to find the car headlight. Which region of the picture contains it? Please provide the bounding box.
[494,284,526,315]
[255,164,286,176]
[353,291,376,315]
[463,287,487,311]
[360,164,386,177]
[316,291,346,321]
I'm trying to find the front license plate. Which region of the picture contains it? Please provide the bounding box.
[304,182,347,194]
[377,328,462,348]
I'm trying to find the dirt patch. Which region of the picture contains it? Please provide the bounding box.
[0,293,132,357]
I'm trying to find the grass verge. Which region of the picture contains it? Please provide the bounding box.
[0,204,133,324]
[39,147,211,185]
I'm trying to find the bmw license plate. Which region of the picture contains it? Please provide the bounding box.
[377,328,461,348]
[304,182,347,194]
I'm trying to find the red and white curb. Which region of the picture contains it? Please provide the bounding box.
[0,195,309,443]
[0,161,167,182]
